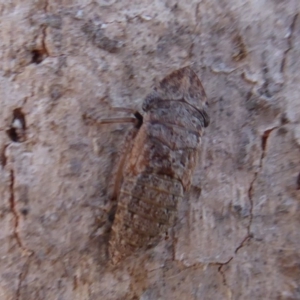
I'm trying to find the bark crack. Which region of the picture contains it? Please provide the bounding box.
[235,127,278,252]
[8,160,34,299]
[162,259,234,298]
[9,170,24,250]
[9,168,34,255]
[280,13,299,74]
[215,127,278,297]
[0,144,8,167]
[16,258,31,300]
[217,258,233,300]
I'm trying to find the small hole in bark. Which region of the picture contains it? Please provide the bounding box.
[261,129,273,151]
[31,49,45,64]
[164,231,169,240]
[108,212,115,223]
[108,204,117,223]
[280,113,289,125]
[6,128,19,142]
[21,208,29,216]
[6,108,26,142]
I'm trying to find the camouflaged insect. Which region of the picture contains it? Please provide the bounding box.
[109,66,210,264]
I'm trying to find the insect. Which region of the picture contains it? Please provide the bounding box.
[108,66,210,264]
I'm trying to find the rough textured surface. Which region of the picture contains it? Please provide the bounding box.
[0,0,300,299]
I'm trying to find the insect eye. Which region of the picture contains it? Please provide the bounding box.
[134,111,143,129]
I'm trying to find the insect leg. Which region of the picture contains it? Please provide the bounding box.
[83,108,143,129]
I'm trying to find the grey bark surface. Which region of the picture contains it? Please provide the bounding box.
[0,0,300,299]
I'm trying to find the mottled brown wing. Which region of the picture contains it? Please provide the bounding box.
[109,67,210,264]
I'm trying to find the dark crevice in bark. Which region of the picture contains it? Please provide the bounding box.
[6,108,26,143]
[237,127,278,252]
[0,145,8,167]
[9,170,24,250]
[9,166,34,299]
[234,234,252,254]
[216,127,278,296]
[217,257,233,297]
[297,172,300,190]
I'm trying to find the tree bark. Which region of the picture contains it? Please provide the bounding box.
[0,0,300,299]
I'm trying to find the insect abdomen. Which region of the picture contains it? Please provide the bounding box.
[109,174,183,264]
